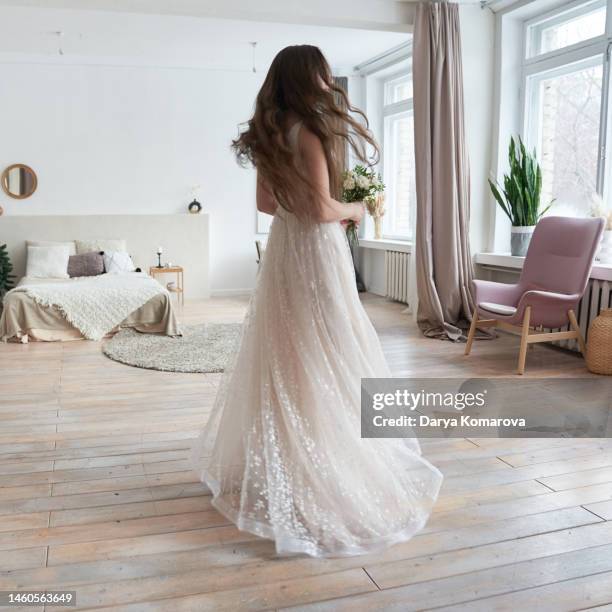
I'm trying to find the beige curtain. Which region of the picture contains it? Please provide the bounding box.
[413,1,475,340]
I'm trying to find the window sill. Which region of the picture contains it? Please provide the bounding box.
[475,252,612,282]
[359,238,412,253]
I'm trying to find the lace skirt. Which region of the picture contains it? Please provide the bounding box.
[192,210,442,557]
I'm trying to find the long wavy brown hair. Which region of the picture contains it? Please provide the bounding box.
[232,44,379,221]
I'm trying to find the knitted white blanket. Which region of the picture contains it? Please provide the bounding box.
[12,273,167,340]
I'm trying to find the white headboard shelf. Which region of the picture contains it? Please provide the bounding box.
[0,214,210,299]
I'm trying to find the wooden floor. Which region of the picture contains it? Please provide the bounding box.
[1,294,611,611]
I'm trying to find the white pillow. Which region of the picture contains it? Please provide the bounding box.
[76,239,126,255]
[103,251,135,274]
[26,245,70,279]
[27,240,76,256]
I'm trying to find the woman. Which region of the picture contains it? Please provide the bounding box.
[192,45,442,558]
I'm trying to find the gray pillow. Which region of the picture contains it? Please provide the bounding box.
[67,251,105,278]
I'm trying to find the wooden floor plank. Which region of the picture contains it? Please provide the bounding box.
[497,441,612,468]
[0,483,206,516]
[49,495,212,527]
[50,470,200,497]
[432,571,612,611]
[538,466,612,491]
[0,295,607,611]
[47,525,260,566]
[584,500,612,520]
[0,547,47,572]
[0,440,190,463]
[0,510,229,551]
[89,569,376,611]
[44,505,597,569]
[440,453,612,495]
[283,543,612,611]
[364,520,612,590]
[424,482,612,534]
[1,506,594,591]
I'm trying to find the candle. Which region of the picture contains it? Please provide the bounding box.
[157,246,163,254]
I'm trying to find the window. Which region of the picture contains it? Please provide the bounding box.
[526,0,606,57]
[526,58,603,214]
[384,73,413,104]
[381,73,415,240]
[522,0,610,216]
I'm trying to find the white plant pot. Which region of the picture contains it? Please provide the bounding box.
[510,226,535,257]
[597,230,612,264]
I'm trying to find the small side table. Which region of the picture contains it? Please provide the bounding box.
[149,266,184,306]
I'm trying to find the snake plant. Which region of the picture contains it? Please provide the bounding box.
[489,136,553,227]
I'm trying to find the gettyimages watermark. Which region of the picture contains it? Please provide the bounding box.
[361,378,612,438]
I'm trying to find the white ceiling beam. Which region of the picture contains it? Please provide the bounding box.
[0,0,414,31]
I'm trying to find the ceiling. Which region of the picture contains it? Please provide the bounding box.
[0,4,409,73]
[0,0,414,27]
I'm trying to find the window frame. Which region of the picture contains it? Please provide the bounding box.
[520,0,612,202]
[380,70,414,241]
[524,0,607,59]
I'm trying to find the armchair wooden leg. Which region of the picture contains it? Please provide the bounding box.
[465,307,478,356]
[568,309,587,356]
[517,306,531,375]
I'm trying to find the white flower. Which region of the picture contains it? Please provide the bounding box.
[343,176,356,190]
[357,175,370,189]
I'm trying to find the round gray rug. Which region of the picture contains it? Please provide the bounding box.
[102,323,241,373]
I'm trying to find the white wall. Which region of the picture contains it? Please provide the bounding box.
[0,4,408,295]
[0,62,263,294]
[0,5,492,297]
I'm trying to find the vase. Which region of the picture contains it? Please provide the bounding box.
[597,230,612,264]
[374,216,383,240]
[510,226,535,257]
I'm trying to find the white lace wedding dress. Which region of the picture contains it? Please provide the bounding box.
[192,122,442,558]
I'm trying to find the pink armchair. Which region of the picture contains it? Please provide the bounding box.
[465,216,605,374]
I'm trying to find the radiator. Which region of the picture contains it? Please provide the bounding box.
[385,250,410,304]
[552,279,612,351]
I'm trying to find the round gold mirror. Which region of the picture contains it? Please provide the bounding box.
[1,164,38,199]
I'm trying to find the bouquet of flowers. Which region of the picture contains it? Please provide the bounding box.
[341,165,385,248]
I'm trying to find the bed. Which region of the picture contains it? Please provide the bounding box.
[0,230,190,343]
[1,274,180,343]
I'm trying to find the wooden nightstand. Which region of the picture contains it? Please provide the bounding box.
[149,266,184,306]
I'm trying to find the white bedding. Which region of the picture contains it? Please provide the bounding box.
[9,273,168,341]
